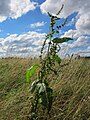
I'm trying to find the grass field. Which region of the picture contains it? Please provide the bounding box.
[0,57,90,120]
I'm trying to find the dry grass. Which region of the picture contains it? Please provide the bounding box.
[0,57,90,120]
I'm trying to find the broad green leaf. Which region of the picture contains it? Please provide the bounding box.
[39,93,47,107]
[30,79,39,93]
[37,83,53,112]
[40,87,53,112]
[39,83,46,94]
[38,98,42,104]
[46,87,53,112]
[50,54,61,65]
[26,64,39,82]
[52,37,73,43]
[37,83,46,94]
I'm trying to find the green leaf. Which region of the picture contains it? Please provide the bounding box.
[37,83,46,94]
[41,87,53,112]
[30,79,39,93]
[52,37,73,43]
[26,64,39,82]
[55,54,61,65]
[38,98,42,104]
[46,87,53,112]
[37,83,53,112]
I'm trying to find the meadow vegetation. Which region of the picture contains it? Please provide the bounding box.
[0,57,90,120]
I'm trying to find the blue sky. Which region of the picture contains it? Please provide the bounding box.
[0,0,90,58]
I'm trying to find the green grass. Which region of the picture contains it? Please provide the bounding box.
[0,57,90,120]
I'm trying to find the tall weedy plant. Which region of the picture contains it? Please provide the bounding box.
[26,5,73,120]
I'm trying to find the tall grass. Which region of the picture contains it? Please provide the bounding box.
[0,57,90,120]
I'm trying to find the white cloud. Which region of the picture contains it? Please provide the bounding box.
[40,0,90,36]
[0,16,7,22]
[0,31,46,58]
[61,29,78,38]
[40,0,90,18]
[40,0,90,57]
[69,36,89,49]
[61,29,84,39]
[59,36,90,57]
[7,33,10,36]
[87,46,90,51]
[0,31,89,58]
[30,21,46,28]
[75,13,90,35]
[0,0,38,22]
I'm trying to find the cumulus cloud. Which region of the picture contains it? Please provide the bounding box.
[40,0,90,35]
[0,31,46,58]
[75,13,90,35]
[0,0,37,22]
[30,21,47,28]
[40,0,90,18]
[0,0,11,22]
[69,36,89,49]
[40,0,90,57]
[61,29,78,38]
[59,36,90,57]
